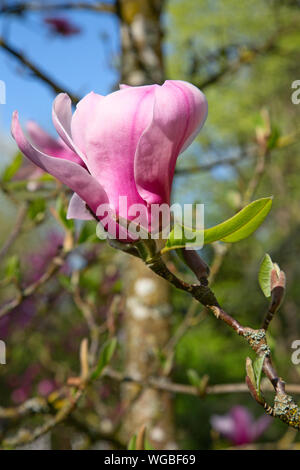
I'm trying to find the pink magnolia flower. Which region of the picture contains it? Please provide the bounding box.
[14,121,84,190]
[11,81,207,240]
[44,17,81,37]
[37,379,57,397]
[210,406,271,446]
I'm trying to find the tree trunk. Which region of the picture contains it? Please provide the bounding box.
[116,0,176,450]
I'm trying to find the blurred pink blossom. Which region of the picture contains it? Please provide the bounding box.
[44,17,81,37]
[210,405,271,446]
[37,379,56,397]
[27,231,64,282]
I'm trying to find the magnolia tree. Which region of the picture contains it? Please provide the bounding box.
[0,0,300,451]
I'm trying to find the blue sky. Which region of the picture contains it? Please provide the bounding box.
[0,5,119,135]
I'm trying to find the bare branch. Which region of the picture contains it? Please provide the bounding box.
[0,202,28,259]
[139,251,300,430]
[0,246,67,318]
[0,36,80,102]
[0,2,115,15]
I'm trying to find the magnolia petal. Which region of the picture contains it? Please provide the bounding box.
[134,80,208,206]
[52,93,87,165]
[177,81,208,154]
[67,192,94,220]
[210,414,235,438]
[251,415,272,441]
[27,120,85,167]
[76,85,155,211]
[71,92,104,159]
[11,111,108,216]
[27,121,62,152]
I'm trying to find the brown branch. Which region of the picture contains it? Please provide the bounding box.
[141,252,300,430]
[194,35,278,91]
[2,389,83,448]
[0,36,80,103]
[0,246,67,318]
[175,156,242,176]
[2,373,300,422]
[0,202,28,259]
[103,368,300,397]
[0,397,49,419]
[0,2,116,14]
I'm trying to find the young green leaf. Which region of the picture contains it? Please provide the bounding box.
[91,337,117,380]
[253,355,265,399]
[144,437,155,451]
[5,255,21,281]
[187,369,202,388]
[163,197,273,252]
[28,198,46,222]
[258,254,273,298]
[127,435,137,450]
[78,221,99,244]
[267,126,281,150]
[204,197,273,244]
[56,195,74,231]
[2,152,23,182]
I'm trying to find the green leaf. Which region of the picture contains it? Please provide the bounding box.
[5,255,21,281]
[2,152,23,182]
[204,197,273,244]
[127,435,137,450]
[78,221,99,244]
[253,355,265,398]
[267,126,281,150]
[56,195,74,231]
[28,198,46,221]
[163,197,273,252]
[187,369,202,388]
[144,437,155,450]
[258,253,273,298]
[58,274,73,293]
[91,337,117,380]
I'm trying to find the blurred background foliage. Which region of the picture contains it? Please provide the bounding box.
[0,0,300,450]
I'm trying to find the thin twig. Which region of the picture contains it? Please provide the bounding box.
[0,202,28,259]
[0,247,66,318]
[0,36,80,102]
[103,368,300,397]
[175,156,244,176]
[2,389,83,448]
[143,253,300,430]
[0,2,116,14]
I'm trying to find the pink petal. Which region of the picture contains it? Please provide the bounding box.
[134,80,208,205]
[27,121,62,152]
[251,415,272,441]
[67,192,94,220]
[11,111,108,216]
[119,84,131,89]
[27,120,85,167]
[210,414,235,439]
[71,91,104,158]
[52,93,87,165]
[72,85,155,213]
[231,406,253,445]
